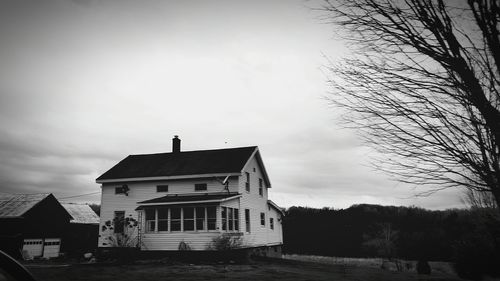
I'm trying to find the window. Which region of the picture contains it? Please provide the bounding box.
[115,187,126,194]
[158,208,168,231]
[260,212,265,227]
[221,207,239,232]
[156,185,168,192]
[228,208,234,231]
[114,211,125,233]
[183,207,195,231]
[207,207,217,230]
[258,178,263,196]
[221,207,227,230]
[195,183,207,191]
[234,209,239,231]
[270,218,274,230]
[143,206,217,232]
[245,172,250,192]
[171,207,181,231]
[245,209,250,233]
[196,207,205,231]
[145,209,156,232]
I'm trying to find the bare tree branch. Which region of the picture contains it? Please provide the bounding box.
[323,0,500,206]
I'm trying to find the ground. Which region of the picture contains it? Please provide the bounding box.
[22,259,461,281]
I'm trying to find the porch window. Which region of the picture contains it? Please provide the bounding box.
[228,208,234,231]
[221,207,239,232]
[145,209,156,232]
[144,206,217,232]
[196,207,205,230]
[171,207,181,231]
[183,207,195,231]
[234,209,239,231]
[207,207,217,230]
[158,208,168,231]
[221,207,227,231]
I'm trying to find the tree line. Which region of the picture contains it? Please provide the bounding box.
[282,204,499,278]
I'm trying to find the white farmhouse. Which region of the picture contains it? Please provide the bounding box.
[96,136,283,255]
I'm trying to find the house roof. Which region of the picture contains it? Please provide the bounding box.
[96,146,258,182]
[136,192,240,208]
[0,193,52,217]
[268,200,285,216]
[61,203,100,224]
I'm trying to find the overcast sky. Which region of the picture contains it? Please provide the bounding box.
[0,0,465,210]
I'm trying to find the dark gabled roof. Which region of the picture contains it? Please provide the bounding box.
[0,193,51,217]
[97,146,257,181]
[0,193,72,220]
[136,192,240,207]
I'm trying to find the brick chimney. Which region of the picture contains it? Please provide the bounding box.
[172,135,181,153]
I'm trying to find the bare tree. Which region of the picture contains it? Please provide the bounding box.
[323,0,500,207]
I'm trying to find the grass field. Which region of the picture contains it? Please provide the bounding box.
[23,259,462,281]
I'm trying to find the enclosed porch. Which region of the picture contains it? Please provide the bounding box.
[136,192,242,251]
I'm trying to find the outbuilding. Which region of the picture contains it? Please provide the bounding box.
[0,193,72,259]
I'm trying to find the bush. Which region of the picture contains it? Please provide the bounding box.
[206,234,242,251]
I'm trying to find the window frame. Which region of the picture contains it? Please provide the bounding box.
[245,172,250,192]
[114,211,125,234]
[245,209,251,233]
[156,185,169,193]
[194,183,207,192]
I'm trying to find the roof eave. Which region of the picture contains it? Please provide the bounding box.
[96,172,241,184]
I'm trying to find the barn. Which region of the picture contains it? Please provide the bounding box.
[0,193,72,259]
[61,203,100,256]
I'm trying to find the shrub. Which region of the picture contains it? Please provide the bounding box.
[206,234,242,251]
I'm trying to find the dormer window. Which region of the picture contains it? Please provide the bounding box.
[195,183,207,191]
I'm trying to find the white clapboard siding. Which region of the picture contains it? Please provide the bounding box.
[99,177,238,247]
[238,155,283,248]
[142,232,222,251]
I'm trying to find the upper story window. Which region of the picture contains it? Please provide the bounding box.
[156,185,168,192]
[258,178,263,196]
[115,185,128,195]
[245,172,250,192]
[195,183,207,191]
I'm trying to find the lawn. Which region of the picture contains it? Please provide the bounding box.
[24,259,461,281]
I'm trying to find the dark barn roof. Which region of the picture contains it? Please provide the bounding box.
[97,146,257,181]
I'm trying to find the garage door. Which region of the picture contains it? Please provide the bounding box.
[43,238,61,259]
[22,239,43,259]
